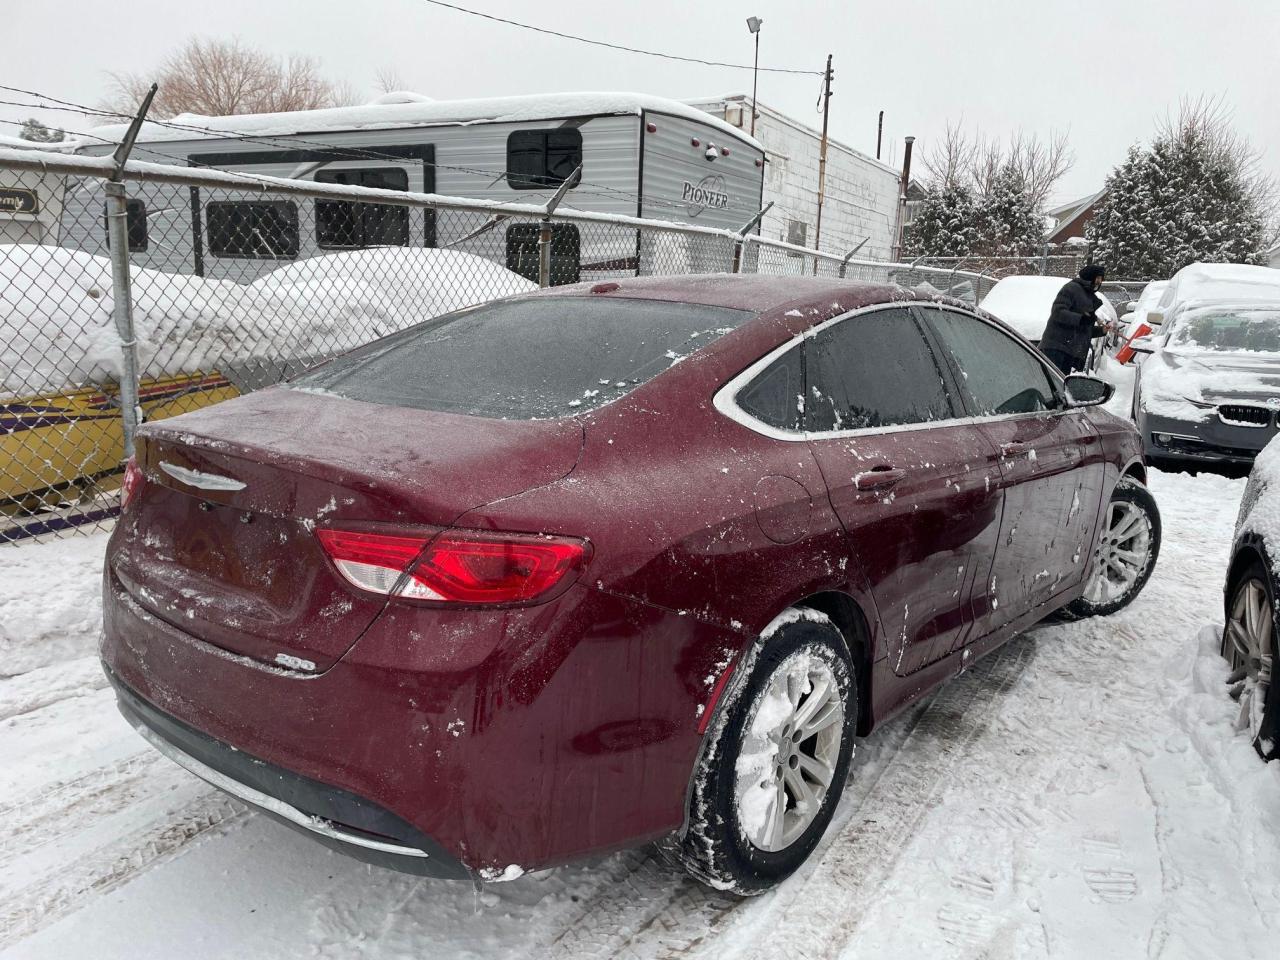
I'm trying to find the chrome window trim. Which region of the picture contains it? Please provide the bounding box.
[713,301,1077,443]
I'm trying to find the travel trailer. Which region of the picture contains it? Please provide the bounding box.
[64,92,766,283]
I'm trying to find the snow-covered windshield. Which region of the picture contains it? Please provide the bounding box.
[1169,307,1280,353]
[289,296,753,419]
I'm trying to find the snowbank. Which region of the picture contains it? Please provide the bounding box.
[0,245,534,395]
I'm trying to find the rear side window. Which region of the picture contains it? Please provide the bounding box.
[292,297,753,419]
[921,307,1058,416]
[737,347,804,431]
[507,129,583,190]
[805,307,955,432]
[315,167,410,248]
[506,223,581,286]
[207,201,299,259]
[103,198,148,252]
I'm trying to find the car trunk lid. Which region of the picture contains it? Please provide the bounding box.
[113,387,582,672]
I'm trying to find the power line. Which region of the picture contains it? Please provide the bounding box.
[417,0,823,75]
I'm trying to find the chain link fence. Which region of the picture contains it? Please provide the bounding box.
[1,148,995,543]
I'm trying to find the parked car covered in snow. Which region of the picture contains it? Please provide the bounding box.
[1222,437,1280,760]
[1131,301,1280,472]
[1151,262,1280,322]
[1117,279,1169,340]
[102,274,1160,892]
[978,274,1118,353]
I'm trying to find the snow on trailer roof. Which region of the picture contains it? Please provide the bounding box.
[85,91,765,152]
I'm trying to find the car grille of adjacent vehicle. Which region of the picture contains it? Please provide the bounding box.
[1217,404,1272,428]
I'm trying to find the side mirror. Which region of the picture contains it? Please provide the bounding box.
[1146,309,1165,326]
[1063,374,1114,407]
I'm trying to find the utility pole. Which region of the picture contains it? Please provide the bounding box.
[746,17,763,137]
[812,53,833,271]
[876,110,884,161]
[891,135,915,262]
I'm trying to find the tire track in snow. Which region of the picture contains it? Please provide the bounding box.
[722,639,1034,960]
[0,752,164,861]
[543,640,1031,960]
[0,786,244,948]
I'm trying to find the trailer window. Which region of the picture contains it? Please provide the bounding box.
[207,201,299,259]
[315,168,410,248]
[506,129,583,190]
[505,223,581,286]
[102,198,148,252]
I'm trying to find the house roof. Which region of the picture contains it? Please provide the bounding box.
[1047,188,1106,241]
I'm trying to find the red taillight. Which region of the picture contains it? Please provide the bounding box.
[121,456,144,509]
[317,527,588,606]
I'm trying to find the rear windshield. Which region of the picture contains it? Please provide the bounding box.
[289,296,754,419]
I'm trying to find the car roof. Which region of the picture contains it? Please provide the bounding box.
[520,273,965,316]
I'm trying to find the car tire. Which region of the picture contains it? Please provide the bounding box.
[1062,477,1161,619]
[669,611,857,894]
[1222,556,1280,762]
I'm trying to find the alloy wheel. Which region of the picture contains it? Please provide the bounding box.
[1083,500,1152,605]
[1225,577,1274,744]
[733,653,845,853]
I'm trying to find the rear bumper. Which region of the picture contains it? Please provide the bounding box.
[107,665,469,878]
[100,552,737,874]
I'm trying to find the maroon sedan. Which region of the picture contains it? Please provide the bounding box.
[101,275,1160,892]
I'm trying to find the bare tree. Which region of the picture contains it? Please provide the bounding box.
[918,122,976,188]
[374,66,406,95]
[103,37,354,119]
[919,123,1074,210]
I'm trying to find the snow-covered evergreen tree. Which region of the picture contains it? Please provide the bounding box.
[974,163,1046,256]
[1088,114,1268,276]
[902,182,978,258]
[18,118,65,143]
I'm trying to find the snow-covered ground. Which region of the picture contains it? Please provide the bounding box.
[1,380,1278,958]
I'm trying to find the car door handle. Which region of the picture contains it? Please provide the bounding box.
[854,466,906,491]
[999,442,1029,459]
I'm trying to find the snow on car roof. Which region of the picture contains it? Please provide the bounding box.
[978,275,1116,340]
[1162,262,1280,308]
[85,91,764,152]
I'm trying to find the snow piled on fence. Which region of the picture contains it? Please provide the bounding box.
[0,245,534,395]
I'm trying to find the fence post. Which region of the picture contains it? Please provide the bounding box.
[538,165,581,288]
[104,182,141,455]
[105,83,156,459]
[838,238,869,278]
[731,201,774,273]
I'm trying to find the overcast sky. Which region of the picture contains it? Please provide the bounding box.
[4,0,1276,206]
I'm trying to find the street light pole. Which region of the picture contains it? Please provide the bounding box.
[746,17,762,137]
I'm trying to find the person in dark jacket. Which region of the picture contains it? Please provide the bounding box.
[1040,264,1107,375]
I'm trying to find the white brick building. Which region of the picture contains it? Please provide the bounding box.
[687,94,900,261]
